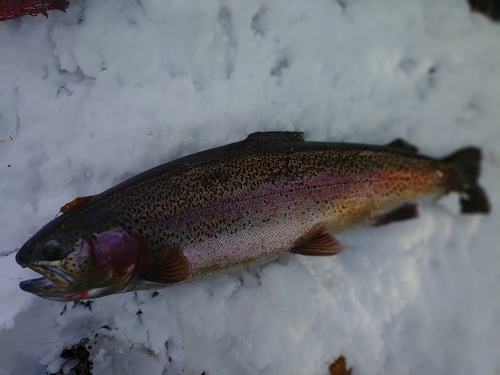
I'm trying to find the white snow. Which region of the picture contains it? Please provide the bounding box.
[1,0,499,374]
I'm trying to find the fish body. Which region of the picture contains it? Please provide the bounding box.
[16,132,490,300]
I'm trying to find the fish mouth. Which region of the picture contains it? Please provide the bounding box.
[19,265,74,296]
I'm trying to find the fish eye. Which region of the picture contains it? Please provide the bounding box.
[41,240,65,261]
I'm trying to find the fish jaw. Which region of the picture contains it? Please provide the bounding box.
[19,275,115,301]
[19,263,75,300]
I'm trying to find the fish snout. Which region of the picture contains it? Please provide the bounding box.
[15,246,28,268]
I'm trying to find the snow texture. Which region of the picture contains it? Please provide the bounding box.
[1,0,500,374]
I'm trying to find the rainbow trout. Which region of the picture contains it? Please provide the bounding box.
[16,132,490,301]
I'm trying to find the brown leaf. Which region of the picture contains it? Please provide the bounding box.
[329,355,352,375]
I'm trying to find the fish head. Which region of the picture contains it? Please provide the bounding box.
[16,207,142,301]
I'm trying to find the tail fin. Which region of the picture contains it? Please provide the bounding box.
[444,147,490,214]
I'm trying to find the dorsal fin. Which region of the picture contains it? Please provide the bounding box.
[386,138,419,153]
[140,246,191,284]
[58,195,95,216]
[245,131,305,143]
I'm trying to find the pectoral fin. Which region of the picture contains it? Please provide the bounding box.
[373,203,419,226]
[140,247,191,284]
[291,233,343,256]
[59,195,95,215]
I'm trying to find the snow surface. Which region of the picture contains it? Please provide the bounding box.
[1,0,500,374]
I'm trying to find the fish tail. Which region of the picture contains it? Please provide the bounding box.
[443,147,490,214]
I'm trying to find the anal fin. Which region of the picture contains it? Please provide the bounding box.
[373,203,419,226]
[291,232,343,256]
[140,246,191,284]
